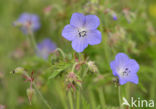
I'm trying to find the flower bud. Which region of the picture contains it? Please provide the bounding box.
[83,2,98,14]
[113,77,119,87]
[87,61,98,73]
[127,40,139,54]
[112,13,117,21]
[123,8,136,23]
[0,105,6,109]
[26,88,35,105]
[65,72,82,91]
[11,67,25,74]
[43,5,52,16]
[147,22,156,36]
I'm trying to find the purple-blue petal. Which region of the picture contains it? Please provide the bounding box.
[16,13,40,33]
[125,59,140,74]
[62,24,78,41]
[110,61,118,76]
[85,15,100,30]
[119,74,138,85]
[112,15,117,20]
[119,77,128,85]
[17,13,30,23]
[31,15,40,31]
[127,74,139,84]
[71,38,88,52]
[87,30,102,45]
[125,59,139,84]
[70,13,85,28]
[37,38,57,59]
[62,13,102,53]
[115,53,129,67]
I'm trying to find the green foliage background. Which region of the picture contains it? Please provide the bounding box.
[0,0,156,109]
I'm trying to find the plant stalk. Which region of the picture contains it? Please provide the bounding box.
[68,91,74,109]
[76,91,80,109]
[98,88,106,109]
[33,83,52,109]
[118,85,122,109]
[29,32,38,52]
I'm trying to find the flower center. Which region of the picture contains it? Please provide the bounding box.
[122,68,130,76]
[79,31,87,37]
[25,20,33,28]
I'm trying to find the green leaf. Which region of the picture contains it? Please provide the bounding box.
[48,61,72,79]
[48,69,64,79]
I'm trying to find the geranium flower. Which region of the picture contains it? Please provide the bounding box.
[14,13,40,34]
[37,38,57,59]
[110,53,139,85]
[112,13,117,20]
[62,13,102,52]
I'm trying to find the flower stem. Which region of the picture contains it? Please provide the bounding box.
[33,83,52,109]
[29,32,38,52]
[72,62,78,72]
[68,91,74,109]
[82,67,88,78]
[58,87,68,109]
[76,91,80,109]
[126,83,130,101]
[89,90,96,109]
[56,48,66,59]
[118,86,122,109]
[24,72,52,109]
[98,88,106,109]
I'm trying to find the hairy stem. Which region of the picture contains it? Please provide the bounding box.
[33,83,52,109]
[29,32,38,52]
[56,48,66,59]
[72,62,78,72]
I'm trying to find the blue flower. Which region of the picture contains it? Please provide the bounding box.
[14,13,40,34]
[112,13,117,20]
[37,38,57,59]
[62,13,102,52]
[110,53,139,85]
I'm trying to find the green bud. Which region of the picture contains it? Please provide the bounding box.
[65,72,82,91]
[26,88,35,105]
[11,67,25,74]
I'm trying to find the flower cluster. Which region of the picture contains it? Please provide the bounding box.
[65,72,82,91]
[12,11,142,109]
[13,12,141,85]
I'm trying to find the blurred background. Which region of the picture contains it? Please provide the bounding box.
[0,0,156,109]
